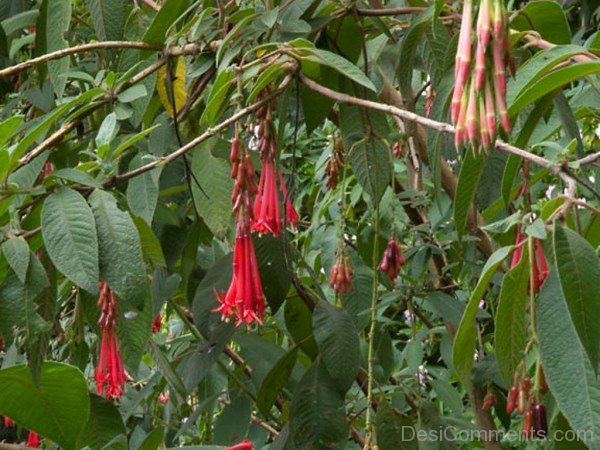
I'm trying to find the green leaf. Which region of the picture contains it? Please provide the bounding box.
[303,48,376,92]
[254,235,291,313]
[284,297,319,359]
[553,224,600,373]
[289,362,347,449]
[398,11,432,97]
[117,284,153,374]
[1,237,30,284]
[41,188,99,294]
[85,0,125,41]
[149,340,187,403]
[510,1,571,45]
[142,0,190,47]
[537,270,600,448]
[49,168,103,188]
[42,0,71,97]
[0,253,49,346]
[191,138,233,238]
[89,189,148,309]
[0,362,90,450]
[126,153,160,224]
[454,151,485,239]
[452,246,512,382]
[347,137,391,204]
[495,252,529,385]
[509,61,600,116]
[138,428,165,450]
[376,400,418,450]
[132,215,166,268]
[77,394,127,450]
[312,301,360,393]
[213,394,252,446]
[257,349,297,417]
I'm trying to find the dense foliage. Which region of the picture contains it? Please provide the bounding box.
[0,0,598,449]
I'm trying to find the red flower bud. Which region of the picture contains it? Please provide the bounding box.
[506,385,518,414]
[532,402,548,439]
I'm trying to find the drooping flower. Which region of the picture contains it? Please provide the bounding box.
[95,282,127,399]
[213,137,266,327]
[251,91,298,236]
[379,238,405,285]
[27,431,40,448]
[329,252,354,294]
[510,228,548,294]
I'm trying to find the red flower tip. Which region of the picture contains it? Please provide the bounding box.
[510,229,548,294]
[158,392,169,404]
[3,416,14,428]
[227,439,254,450]
[26,431,40,448]
[152,314,162,333]
[213,232,265,327]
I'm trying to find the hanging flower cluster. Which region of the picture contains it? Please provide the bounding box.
[379,238,405,285]
[213,136,266,326]
[452,0,512,151]
[329,252,354,294]
[95,281,127,399]
[510,228,549,294]
[506,367,549,439]
[252,92,298,236]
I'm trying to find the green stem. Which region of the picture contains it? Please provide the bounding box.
[365,204,380,443]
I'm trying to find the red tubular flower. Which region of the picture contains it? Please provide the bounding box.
[152,314,162,333]
[510,229,548,294]
[213,137,266,327]
[379,239,405,285]
[227,440,253,450]
[3,416,14,427]
[27,431,40,448]
[95,282,127,399]
[329,253,354,294]
[251,91,298,236]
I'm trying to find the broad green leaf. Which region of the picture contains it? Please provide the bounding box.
[289,362,347,449]
[376,400,418,450]
[284,297,319,359]
[86,0,125,41]
[347,137,391,204]
[509,61,600,116]
[157,56,188,117]
[138,428,165,450]
[254,235,291,313]
[495,252,529,385]
[1,237,30,284]
[303,48,376,92]
[538,271,600,448]
[510,1,571,45]
[0,253,49,346]
[149,341,187,403]
[454,151,485,239]
[452,246,512,382]
[0,362,90,450]
[89,189,148,309]
[0,116,23,147]
[77,394,127,450]
[191,138,233,238]
[312,300,360,393]
[257,349,297,417]
[247,60,289,103]
[117,283,153,374]
[553,225,600,373]
[142,0,190,47]
[49,168,103,188]
[200,69,235,126]
[132,215,166,268]
[111,124,161,160]
[42,0,71,97]
[398,10,432,97]
[213,394,252,446]
[41,188,99,294]
[126,153,160,224]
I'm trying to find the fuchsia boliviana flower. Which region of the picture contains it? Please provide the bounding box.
[213,136,265,326]
[27,431,40,448]
[95,282,127,399]
[252,93,298,236]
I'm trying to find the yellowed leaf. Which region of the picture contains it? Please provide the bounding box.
[156,57,188,117]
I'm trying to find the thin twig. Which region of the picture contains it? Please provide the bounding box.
[106,72,294,185]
